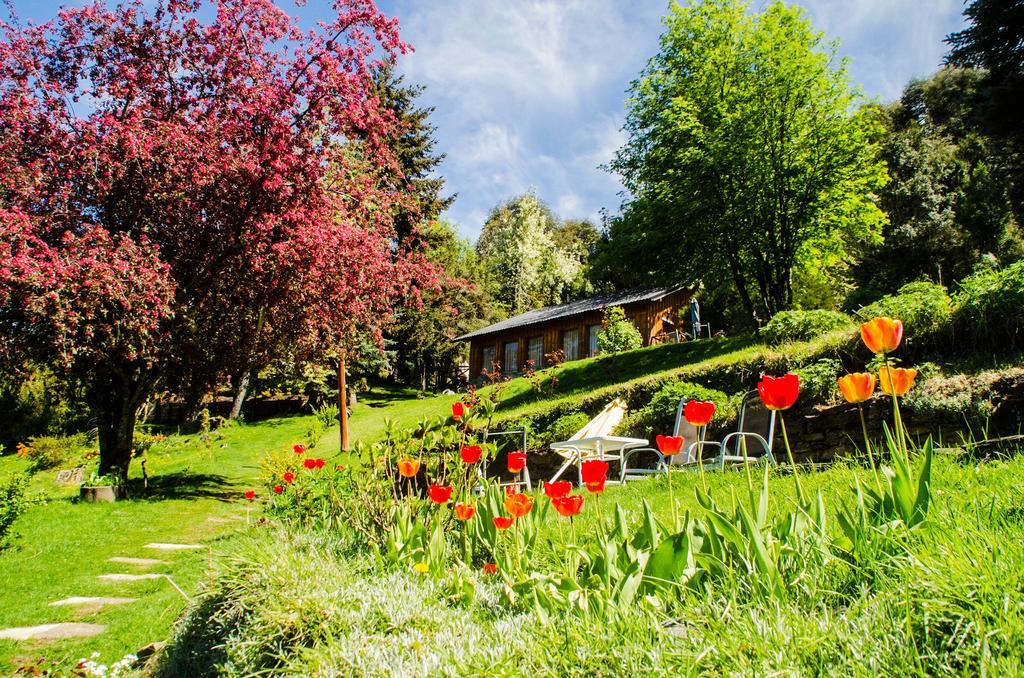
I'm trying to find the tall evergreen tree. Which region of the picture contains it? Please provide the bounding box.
[372,65,455,243]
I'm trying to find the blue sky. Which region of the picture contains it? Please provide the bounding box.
[5,1,968,240]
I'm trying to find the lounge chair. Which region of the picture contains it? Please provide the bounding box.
[619,390,777,478]
[548,399,648,483]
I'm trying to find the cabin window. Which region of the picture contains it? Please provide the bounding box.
[504,341,519,373]
[588,324,603,357]
[562,329,580,362]
[527,336,543,368]
[480,345,496,374]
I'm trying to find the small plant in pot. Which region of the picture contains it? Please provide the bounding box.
[80,472,123,503]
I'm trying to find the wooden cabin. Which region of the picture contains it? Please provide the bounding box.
[457,286,693,379]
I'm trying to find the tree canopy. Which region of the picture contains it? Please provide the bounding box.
[476,192,584,316]
[0,0,417,477]
[602,0,887,328]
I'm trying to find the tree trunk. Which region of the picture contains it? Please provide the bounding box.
[228,370,250,420]
[338,353,349,452]
[94,378,146,483]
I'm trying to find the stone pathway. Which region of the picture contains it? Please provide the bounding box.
[1,535,218,652]
[108,557,166,566]
[144,542,204,551]
[97,573,164,582]
[50,597,136,608]
[0,623,106,641]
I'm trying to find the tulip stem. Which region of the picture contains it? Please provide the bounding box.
[858,405,882,493]
[696,427,708,494]
[778,414,805,505]
[740,435,755,510]
[667,466,677,530]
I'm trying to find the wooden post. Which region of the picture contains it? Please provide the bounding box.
[338,352,349,451]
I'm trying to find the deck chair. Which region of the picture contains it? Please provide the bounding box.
[693,390,777,470]
[619,398,699,481]
[620,391,777,478]
[549,399,629,483]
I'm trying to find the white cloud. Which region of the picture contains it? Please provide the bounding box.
[384,0,968,239]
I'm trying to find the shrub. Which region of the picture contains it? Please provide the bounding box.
[855,281,953,347]
[15,433,88,472]
[0,473,29,550]
[597,306,643,354]
[545,411,591,443]
[955,260,1024,353]
[794,359,843,405]
[760,310,853,345]
[624,380,737,438]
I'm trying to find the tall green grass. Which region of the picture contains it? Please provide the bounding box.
[161,449,1024,675]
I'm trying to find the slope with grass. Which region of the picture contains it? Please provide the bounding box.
[0,414,319,672]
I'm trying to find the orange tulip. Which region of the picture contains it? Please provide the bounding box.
[860,317,903,354]
[879,366,917,396]
[838,373,876,404]
[397,458,420,478]
[453,503,476,521]
[504,492,534,518]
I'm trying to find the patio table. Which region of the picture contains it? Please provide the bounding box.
[549,435,649,484]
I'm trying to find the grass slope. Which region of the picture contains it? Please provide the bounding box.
[0,414,317,672]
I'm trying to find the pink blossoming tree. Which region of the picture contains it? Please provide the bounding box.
[0,0,422,480]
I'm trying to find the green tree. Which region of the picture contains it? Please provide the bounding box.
[597,306,643,354]
[476,192,582,315]
[372,64,455,242]
[848,68,1021,305]
[389,220,495,390]
[606,0,887,328]
[946,0,1024,221]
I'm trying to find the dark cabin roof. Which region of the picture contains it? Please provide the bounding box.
[456,286,688,342]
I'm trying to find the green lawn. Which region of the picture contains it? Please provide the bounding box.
[0,414,318,672]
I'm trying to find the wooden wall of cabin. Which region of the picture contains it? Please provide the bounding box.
[466,289,693,379]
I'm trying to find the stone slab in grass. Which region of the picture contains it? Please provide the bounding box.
[97,573,164,582]
[109,557,166,566]
[0,623,105,641]
[50,596,136,608]
[144,542,204,551]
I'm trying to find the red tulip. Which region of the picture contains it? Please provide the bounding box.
[656,435,685,456]
[397,458,421,478]
[543,480,571,500]
[314,458,325,469]
[757,373,800,411]
[483,562,498,575]
[273,485,283,494]
[460,445,483,464]
[303,458,317,470]
[505,492,534,518]
[507,451,527,473]
[493,516,514,530]
[684,400,716,427]
[552,494,584,517]
[581,459,609,494]
[244,490,255,500]
[860,317,903,355]
[452,402,469,421]
[428,484,453,504]
[454,503,476,521]
[283,472,295,484]
[293,444,305,455]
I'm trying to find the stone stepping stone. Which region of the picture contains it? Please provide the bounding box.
[109,557,166,566]
[50,596,136,608]
[144,542,204,551]
[97,573,164,582]
[0,623,105,641]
